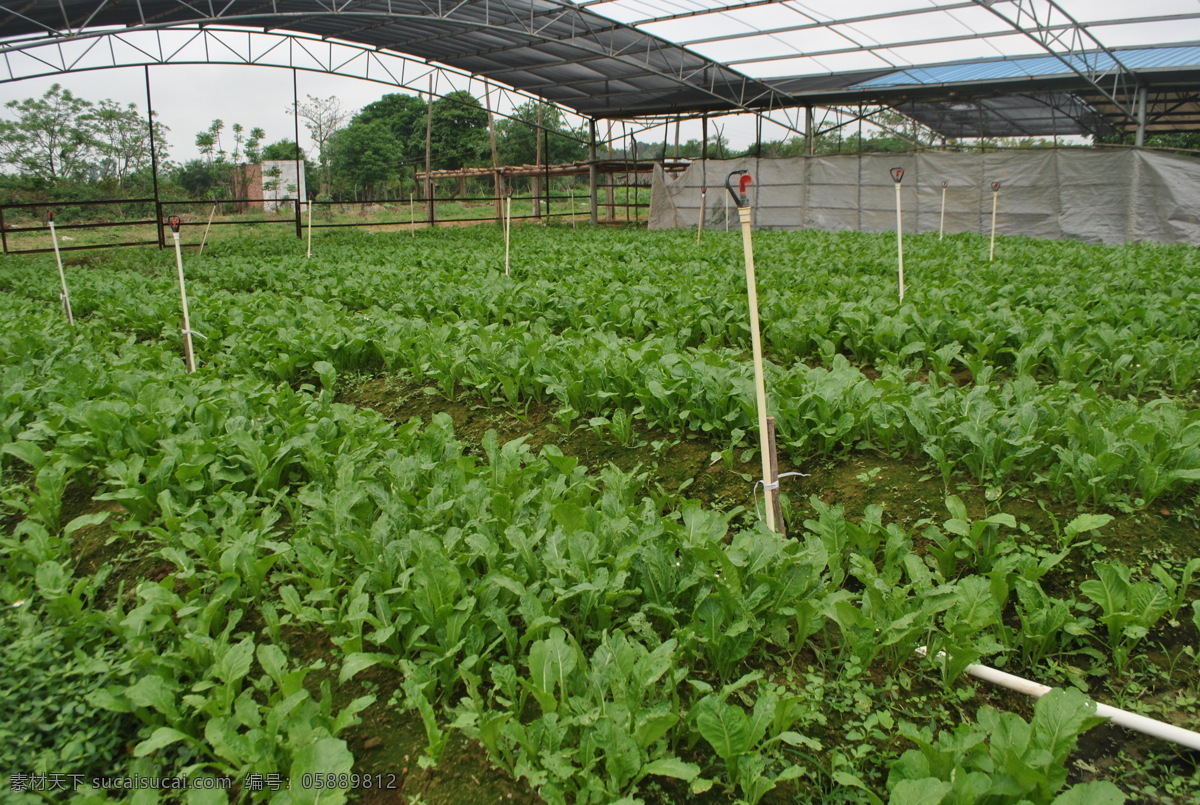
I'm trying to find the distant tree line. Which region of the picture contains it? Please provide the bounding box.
[5,85,1195,208]
[0,84,591,206]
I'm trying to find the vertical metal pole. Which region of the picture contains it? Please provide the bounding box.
[145,66,163,249]
[485,81,502,222]
[426,75,434,226]
[588,118,599,225]
[293,69,303,239]
[1135,86,1147,147]
[805,106,815,155]
[0,206,8,254]
[544,124,551,220]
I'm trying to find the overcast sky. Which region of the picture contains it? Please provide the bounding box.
[0,63,776,165]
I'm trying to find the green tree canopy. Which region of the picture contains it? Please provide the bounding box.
[329,119,405,197]
[495,101,587,166]
[429,90,489,170]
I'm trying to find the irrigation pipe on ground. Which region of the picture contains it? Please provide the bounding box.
[916,647,1200,751]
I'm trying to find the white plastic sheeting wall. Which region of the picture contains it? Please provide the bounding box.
[648,150,1200,245]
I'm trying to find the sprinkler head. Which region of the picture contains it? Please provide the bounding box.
[307,190,317,202]
[45,210,54,222]
[941,181,948,188]
[168,216,181,233]
[992,181,1001,192]
[725,170,752,207]
[890,167,904,184]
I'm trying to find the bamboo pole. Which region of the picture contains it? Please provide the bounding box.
[939,181,947,240]
[46,211,74,326]
[198,204,217,255]
[168,217,196,373]
[891,167,905,302]
[504,192,512,276]
[989,181,1000,261]
[729,171,776,533]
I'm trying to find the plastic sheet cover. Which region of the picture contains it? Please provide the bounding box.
[648,150,1200,245]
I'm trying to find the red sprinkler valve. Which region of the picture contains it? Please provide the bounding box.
[890,167,905,184]
[168,216,181,233]
[941,180,948,188]
[725,170,753,207]
[46,210,54,222]
[992,181,1001,192]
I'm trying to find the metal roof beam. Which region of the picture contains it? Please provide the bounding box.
[971,0,1139,121]
[680,2,976,48]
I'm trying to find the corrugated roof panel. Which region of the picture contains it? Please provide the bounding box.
[855,46,1200,89]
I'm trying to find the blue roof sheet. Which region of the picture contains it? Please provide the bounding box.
[854,46,1200,89]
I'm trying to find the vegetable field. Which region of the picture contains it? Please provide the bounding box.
[2,224,1198,804]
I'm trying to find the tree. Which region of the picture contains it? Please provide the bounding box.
[91,100,168,183]
[329,120,405,199]
[291,94,348,194]
[261,139,302,161]
[429,90,488,170]
[495,101,587,166]
[0,84,97,181]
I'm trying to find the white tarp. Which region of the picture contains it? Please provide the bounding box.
[648,149,1200,245]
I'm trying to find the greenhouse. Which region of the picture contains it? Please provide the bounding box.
[2,2,1200,803]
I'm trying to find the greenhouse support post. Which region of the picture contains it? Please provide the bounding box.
[46,211,74,326]
[916,648,1200,751]
[727,169,777,533]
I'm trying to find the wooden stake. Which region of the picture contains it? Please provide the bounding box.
[46,213,74,326]
[198,204,217,255]
[168,218,196,373]
[306,197,314,258]
[737,204,775,533]
[939,181,947,240]
[989,181,1000,261]
[504,195,512,276]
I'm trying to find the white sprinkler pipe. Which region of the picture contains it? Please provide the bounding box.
[504,192,512,277]
[410,192,416,237]
[198,204,217,256]
[939,181,947,240]
[46,211,74,326]
[916,647,1200,751]
[168,217,197,374]
[890,167,906,303]
[306,193,315,258]
[989,181,1000,262]
[697,187,707,244]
